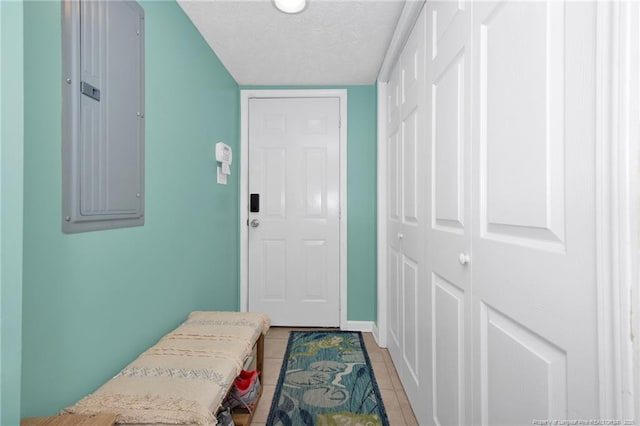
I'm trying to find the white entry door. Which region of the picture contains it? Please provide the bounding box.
[247,97,341,327]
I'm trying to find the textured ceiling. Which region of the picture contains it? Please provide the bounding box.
[177,0,406,85]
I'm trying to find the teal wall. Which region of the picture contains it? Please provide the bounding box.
[344,86,377,322]
[21,1,240,417]
[1,1,24,424]
[19,4,379,418]
[242,86,377,322]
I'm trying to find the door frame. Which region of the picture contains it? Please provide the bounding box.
[595,1,639,419]
[239,89,348,329]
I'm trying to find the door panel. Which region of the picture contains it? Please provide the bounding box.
[402,255,419,382]
[388,246,401,347]
[261,239,286,300]
[471,1,598,423]
[303,149,327,217]
[248,97,340,326]
[386,5,431,423]
[301,240,328,300]
[481,304,568,425]
[262,149,286,218]
[481,1,565,248]
[428,1,472,425]
[388,63,403,351]
[403,110,419,224]
[433,52,465,233]
[389,133,401,221]
[432,273,465,426]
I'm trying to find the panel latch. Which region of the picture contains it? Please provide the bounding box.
[80,81,100,101]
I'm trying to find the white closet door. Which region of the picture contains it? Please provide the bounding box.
[385,2,602,424]
[426,2,472,425]
[386,6,431,422]
[470,2,599,423]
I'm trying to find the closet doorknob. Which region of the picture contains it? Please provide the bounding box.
[397,233,404,240]
[458,253,470,265]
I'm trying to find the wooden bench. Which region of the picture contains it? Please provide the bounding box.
[21,414,117,426]
[62,311,269,426]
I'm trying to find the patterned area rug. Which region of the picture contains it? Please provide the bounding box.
[266,330,389,426]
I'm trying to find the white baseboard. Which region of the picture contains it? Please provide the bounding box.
[371,323,387,348]
[343,321,374,333]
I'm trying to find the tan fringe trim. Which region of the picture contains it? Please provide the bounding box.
[65,394,215,426]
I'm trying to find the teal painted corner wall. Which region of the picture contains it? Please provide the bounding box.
[1,1,24,424]
[21,1,239,417]
[241,85,377,322]
[344,86,377,322]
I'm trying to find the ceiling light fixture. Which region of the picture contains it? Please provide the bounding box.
[273,0,307,14]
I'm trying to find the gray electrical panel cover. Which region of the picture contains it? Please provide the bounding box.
[62,0,145,233]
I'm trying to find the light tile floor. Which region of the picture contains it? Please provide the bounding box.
[249,327,418,426]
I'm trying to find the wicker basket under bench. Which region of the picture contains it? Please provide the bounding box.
[63,311,270,426]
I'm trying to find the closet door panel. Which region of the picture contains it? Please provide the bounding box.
[387,65,403,350]
[480,1,565,248]
[402,255,420,381]
[433,52,465,233]
[428,2,472,425]
[432,273,465,426]
[402,110,419,225]
[386,5,431,423]
[388,246,401,347]
[471,2,598,423]
[480,303,568,425]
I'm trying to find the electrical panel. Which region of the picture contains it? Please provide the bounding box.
[62,0,145,233]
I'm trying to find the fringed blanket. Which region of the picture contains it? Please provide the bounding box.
[65,311,270,425]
